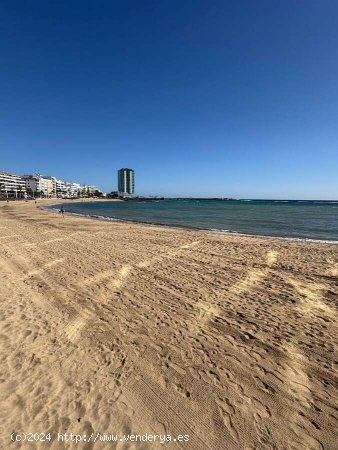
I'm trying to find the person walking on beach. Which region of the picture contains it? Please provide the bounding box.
[59,206,65,217]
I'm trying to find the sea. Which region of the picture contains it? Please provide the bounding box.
[49,199,338,242]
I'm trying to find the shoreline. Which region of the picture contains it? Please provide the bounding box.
[44,200,338,245]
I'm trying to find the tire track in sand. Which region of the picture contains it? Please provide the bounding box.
[63,240,201,342]
[194,250,278,330]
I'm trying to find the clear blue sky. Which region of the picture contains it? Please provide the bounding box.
[1,1,337,199]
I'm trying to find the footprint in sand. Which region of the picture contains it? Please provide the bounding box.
[173,383,191,398]
[216,397,239,440]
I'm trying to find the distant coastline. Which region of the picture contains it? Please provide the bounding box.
[118,197,338,202]
[122,197,237,202]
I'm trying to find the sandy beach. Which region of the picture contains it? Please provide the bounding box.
[0,199,337,449]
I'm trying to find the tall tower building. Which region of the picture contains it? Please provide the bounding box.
[118,168,135,196]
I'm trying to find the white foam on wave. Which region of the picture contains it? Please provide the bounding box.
[208,229,338,245]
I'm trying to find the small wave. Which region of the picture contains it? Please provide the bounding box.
[207,229,338,244]
[284,237,338,244]
[67,212,83,216]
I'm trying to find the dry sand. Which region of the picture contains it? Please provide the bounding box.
[0,200,337,449]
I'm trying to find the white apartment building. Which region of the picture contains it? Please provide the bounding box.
[65,182,82,198]
[23,175,53,197]
[32,176,77,198]
[1,170,102,199]
[49,177,66,197]
[48,177,90,198]
[82,185,102,196]
[0,171,26,198]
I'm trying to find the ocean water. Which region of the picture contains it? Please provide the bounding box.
[50,199,338,242]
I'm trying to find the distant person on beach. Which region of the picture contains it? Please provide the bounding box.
[59,206,65,217]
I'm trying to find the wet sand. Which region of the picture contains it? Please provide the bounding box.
[0,200,337,449]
